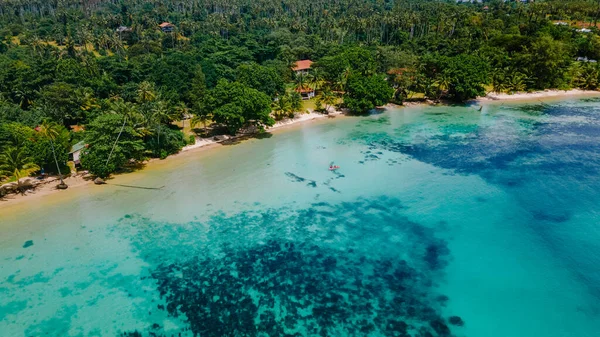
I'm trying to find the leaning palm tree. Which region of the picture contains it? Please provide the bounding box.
[102,98,141,173]
[38,120,68,189]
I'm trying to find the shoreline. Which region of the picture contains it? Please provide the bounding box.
[179,110,343,153]
[2,89,598,208]
[0,110,344,208]
[476,89,600,102]
[400,89,600,107]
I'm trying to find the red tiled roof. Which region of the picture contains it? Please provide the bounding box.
[70,125,85,132]
[387,68,409,75]
[292,60,313,71]
[159,22,174,28]
[295,86,314,93]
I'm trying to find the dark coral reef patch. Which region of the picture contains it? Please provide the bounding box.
[116,197,460,336]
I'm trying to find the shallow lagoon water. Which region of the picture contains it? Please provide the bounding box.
[2,99,600,336]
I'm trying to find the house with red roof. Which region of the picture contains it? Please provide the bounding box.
[159,22,175,33]
[292,60,313,76]
[295,86,315,100]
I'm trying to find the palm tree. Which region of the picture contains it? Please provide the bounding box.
[0,146,40,184]
[38,120,68,189]
[334,67,352,92]
[306,72,318,91]
[508,72,527,92]
[137,81,157,104]
[174,102,191,132]
[319,87,337,113]
[288,92,303,114]
[151,100,173,153]
[491,68,508,94]
[295,72,308,92]
[76,87,100,113]
[272,96,291,120]
[435,73,451,101]
[191,108,213,136]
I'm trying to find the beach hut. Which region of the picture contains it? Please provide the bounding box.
[159,22,175,33]
[69,141,86,165]
[292,60,313,76]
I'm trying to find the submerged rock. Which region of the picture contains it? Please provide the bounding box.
[22,240,34,248]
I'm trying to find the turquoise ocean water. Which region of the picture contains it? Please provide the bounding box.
[2,99,600,336]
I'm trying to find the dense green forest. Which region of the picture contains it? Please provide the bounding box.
[1,0,600,181]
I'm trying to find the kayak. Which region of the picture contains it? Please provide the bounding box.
[329,166,340,171]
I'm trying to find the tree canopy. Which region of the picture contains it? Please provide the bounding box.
[208,80,274,134]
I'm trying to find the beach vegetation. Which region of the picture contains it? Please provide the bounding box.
[80,114,145,178]
[0,146,39,182]
[344,74,394,114]
[207,80,274,134]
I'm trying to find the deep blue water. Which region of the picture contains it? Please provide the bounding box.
[1,99,600,336]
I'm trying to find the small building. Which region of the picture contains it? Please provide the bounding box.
[577,28,592,33]
[69,141,86,165]
[292,60,313,76]
[576,57,597,63]
[159,22,175,33]
[116,26,132,33]
[295,86,315,100]
[69,125,85,133]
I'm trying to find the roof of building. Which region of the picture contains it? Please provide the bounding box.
[116,26,132,32]
[292,60,313,71]
[387,68,409,75]
[159,22,175,28]
[295,86,315,93]
[70,125,85,132]
[70,141,86,154]
[577,57,597,63]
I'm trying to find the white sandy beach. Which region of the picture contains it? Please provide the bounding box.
[478,89,600,101]
[181,110,342,152]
